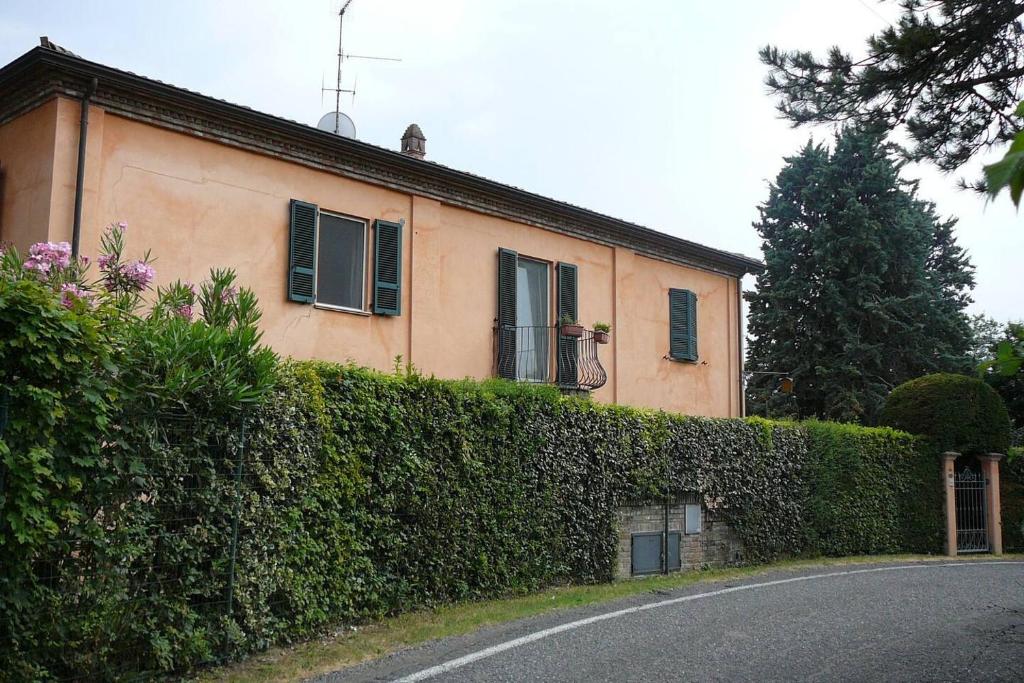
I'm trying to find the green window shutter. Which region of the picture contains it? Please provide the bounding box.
[373,219,403,315]
[288,199,318,303]
[497,248,518,380]
[669,288,698,361]
[556,262,578,323]
[556,262,579,386]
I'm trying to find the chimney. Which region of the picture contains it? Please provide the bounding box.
[401,123,426,160]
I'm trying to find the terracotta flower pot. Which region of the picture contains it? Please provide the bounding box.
[594,330,610,344]
[560,323,584,338]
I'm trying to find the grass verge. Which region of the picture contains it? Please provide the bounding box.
[196,553,1022,683]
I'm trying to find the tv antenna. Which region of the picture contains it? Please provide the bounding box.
[318,0,401,138]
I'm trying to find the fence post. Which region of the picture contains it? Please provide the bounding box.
[942,452,958,557]
[225,417,247,618]
[980,453,1005,555]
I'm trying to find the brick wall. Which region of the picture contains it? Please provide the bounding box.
[614,495,745,579]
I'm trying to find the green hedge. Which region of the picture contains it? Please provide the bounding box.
[1003,449,1024,553]
[879,373,1011,455]
[801,421,943,555]
[2,359,947,678]
[232,363,942,632]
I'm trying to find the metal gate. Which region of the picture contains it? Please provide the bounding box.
[954,467,989,553]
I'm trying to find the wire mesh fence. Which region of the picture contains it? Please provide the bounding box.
[2,410,249,682]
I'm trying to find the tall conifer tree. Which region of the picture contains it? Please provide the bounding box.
[746,127,975,423]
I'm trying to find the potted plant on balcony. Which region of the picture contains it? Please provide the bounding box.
[559,314,584,338]
[593,321,611,344]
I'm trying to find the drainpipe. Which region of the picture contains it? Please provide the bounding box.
[71,78,98,258]
[737,276,746,417]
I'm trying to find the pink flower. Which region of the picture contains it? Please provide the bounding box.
[175,303,193,321]
[80,255,90,266]
[36,241,71,268]
[60,283,93,309]
[220,286,238,303]
[123,260,155,290]
[98,253,115,270]
[24,241,72,277]
[24,257,51,276]
[117,221,128,231]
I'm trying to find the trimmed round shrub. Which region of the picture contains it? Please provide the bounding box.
[879,373,1011,455]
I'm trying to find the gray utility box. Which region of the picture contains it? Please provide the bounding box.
[630,531,681,575]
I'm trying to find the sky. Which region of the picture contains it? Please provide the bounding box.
[1,0,1019,323]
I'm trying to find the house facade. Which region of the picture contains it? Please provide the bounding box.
[0,42,761,417]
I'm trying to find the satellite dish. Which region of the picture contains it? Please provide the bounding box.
[317,111,357,139]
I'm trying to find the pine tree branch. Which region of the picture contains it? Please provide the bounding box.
[970,87,1018,127]
[762,0,1024,171]
[948,65,1024,90]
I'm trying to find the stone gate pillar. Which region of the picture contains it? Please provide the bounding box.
[942,452,958,557]
[979,453,1005,555]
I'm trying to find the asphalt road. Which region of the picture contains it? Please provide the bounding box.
[321,561,1024,682]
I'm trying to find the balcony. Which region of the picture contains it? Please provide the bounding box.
[495,325,608,391]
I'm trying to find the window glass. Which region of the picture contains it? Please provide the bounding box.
[516,258,549,381]
[316,213,365,309]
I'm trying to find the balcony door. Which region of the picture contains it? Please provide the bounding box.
[515,258,549,381]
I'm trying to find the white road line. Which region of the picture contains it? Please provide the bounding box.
[392,561,1024,682]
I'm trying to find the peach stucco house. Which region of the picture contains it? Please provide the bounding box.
[0,41,761,417]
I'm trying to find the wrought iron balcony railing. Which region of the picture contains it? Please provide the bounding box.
[495,325,608,391]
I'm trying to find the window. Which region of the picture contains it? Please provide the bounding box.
[515,257,549,381]
[315,212,366,310]
[287,199,377,312]
[496,248,580,384]
[669,288,698,361]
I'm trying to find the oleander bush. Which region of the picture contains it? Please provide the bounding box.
[0,229,959,680]
[0,248,123,682]
[0,229,278,679]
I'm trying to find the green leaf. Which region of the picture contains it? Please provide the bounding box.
[984,149,1024,204]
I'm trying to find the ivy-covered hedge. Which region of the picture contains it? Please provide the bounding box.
[233,364,816,638]
[233,363,942,630]
[801,421,943,555]
[1003,449,1024,553]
